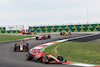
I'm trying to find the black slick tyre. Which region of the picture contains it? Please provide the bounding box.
[60,33,62,35]
[36,37,39,40]
[14,47,16,51]
[26,54,33,60]
[14,43,18,51]
[48,35,51,38]
[57,56,63,61]
[22,32,25,35]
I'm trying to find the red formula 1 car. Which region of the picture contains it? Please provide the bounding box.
[26,51,67,64]
[14,41,29,51]
[35,34,51,40]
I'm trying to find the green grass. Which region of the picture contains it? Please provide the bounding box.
[0,35,34,42]
[45,42,100,64]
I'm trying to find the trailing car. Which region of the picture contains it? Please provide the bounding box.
[22,29,37,35]
[14,41,29,51]
[26,50,67,64]
[60,31,71,35]
[22,31,36,35]
[35,34,51,40]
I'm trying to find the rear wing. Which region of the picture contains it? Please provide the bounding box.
[18,40,26,43]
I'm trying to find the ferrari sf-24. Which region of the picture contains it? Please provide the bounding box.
[35,34,51,40]
[26,50,67,64]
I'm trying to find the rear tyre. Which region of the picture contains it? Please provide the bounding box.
[60,33,62,35]
[15,43,18,46]
[68,32,71,35]
[57,56,63,61]
[26,43,29,49]
[36,37,39,40]
[23,43,29,51]
[22,32,25,35]
[48,35,51,38]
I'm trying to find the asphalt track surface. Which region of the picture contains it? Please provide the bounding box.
[0,33,97,67]
[68,33,100,42]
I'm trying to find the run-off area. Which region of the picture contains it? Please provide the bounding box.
[45,34,100,65]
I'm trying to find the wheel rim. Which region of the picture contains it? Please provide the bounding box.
[42,58,46,63]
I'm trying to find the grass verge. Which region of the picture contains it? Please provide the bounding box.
[0,35,34,42]
[45,41,100,64]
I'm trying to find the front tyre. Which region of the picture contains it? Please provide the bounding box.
[26,43,29,50]
[14,47,16,51]
[22,32,25,35]
[64,59,67,62]
[26,54,33,60]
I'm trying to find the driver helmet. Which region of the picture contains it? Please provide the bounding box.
[20,41,23,44]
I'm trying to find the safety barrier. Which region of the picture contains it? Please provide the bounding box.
[29,24,100,33]
[4,30,19,33]
[0,25,23,33]
[1,24,100,33]
[0,27,6,33]
[0,27,19,33]
[0,30,19,33]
